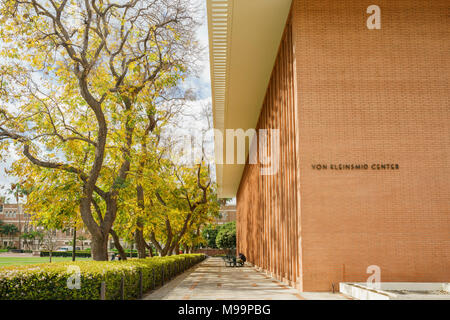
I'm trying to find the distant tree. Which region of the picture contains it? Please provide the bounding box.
[0,219,4,247]
[202,224,219,249]
[42,230,58,262]
[32,231,44,251]
[215,221,236,250]
[3,183,33,250]
[21,232,36,251]
[1,224,19,248]
[149,162,217,256]
[77,236,87,251]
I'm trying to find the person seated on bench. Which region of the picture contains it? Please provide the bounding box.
[237,253,246,266]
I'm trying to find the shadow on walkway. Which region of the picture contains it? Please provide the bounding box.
[143,257,349,300]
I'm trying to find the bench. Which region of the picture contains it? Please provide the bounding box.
[222,255,244,267]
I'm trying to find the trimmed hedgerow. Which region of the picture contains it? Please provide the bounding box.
[0,254,205,300]
[40,251,92,258]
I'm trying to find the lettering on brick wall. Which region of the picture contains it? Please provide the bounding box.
[311,163,400,171]
[367,5,381,30]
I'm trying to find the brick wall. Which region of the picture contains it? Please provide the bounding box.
[236,0,450,292]
[293,0,450,291]
[237,16,301,289]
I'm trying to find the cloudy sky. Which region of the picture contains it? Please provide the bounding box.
[0,0,213,202]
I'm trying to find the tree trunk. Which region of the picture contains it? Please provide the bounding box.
[149,232,170,257]
[134,220,147,259]
[82,193,118,261]
[90,233,109,261]
[144,242,154,257]
[135,183,148,259]
[80,197,106,260]
[110,229,127,261]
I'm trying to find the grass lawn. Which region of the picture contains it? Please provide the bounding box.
[0,257,91,267]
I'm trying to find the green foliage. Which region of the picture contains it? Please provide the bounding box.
[0,224,18,237]
[202,224,220,249]
[39,251,91,258]
[21,232,34,240]
[110,249,157,258]
[215,222,236,250]
[0,254,205,300]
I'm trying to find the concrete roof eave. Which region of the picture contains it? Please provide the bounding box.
[207,0,292,198]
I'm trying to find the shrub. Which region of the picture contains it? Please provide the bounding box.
[216,221,236,249]
[0,254,205,300]
[40,251,92,258]
[110,249,157,258]
[111,249,138,258]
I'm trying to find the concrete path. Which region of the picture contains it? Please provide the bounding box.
[143,257,349,300]
[0,252,34,258]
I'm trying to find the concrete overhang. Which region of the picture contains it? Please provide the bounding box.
[207,0,292,198]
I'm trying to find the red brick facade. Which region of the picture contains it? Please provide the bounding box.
[0,203,91,250]
[237,0,450,291]
[216,204,237,225]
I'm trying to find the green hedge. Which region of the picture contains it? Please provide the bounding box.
[40,251,92,258]
[110,249,157,258]
[111,250,138,258]
[0,254,205,300]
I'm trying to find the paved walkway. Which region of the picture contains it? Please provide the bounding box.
[0,253,34,258]
[143,257,349,300]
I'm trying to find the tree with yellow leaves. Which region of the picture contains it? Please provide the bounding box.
[0,0,200,260]
[145,160,219,256]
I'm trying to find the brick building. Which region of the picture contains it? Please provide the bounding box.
[207,0,450,291]
[0,202,92,250]
[216,204,237,226]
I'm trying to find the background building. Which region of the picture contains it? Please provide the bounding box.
[208,0,450,291]
[216,204,236,225]
[0,202,91,250]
